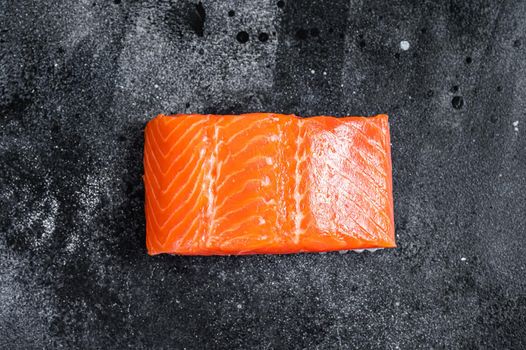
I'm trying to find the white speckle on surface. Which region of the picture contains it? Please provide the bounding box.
[154,84,159,89]
[400,40,410,50]
[513,120,519,131]
[323,71,327,76]
[261,176,270,186]
[395,302,400,307]
[65,235,80,254]
[310,69,315,74]
[258,217,266,225]
[67,172,110,253]
[236,303,243,309]
[461,257,467,261]
[41,196,59,242]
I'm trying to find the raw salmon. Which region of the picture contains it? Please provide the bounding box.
[144,113,395,255]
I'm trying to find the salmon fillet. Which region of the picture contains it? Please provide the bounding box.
[144,113,395,255]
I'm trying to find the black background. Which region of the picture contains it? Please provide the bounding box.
[1,0,525,348]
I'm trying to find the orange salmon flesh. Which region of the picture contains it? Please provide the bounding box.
[144,113,395,255]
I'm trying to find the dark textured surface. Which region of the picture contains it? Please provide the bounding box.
[1,0,525,348]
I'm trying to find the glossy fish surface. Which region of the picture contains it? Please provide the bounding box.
[144,113,395,255]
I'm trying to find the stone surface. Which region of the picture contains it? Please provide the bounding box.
[1,0,525,348]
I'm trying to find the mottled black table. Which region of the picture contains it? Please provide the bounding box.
[1,0,525,349]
